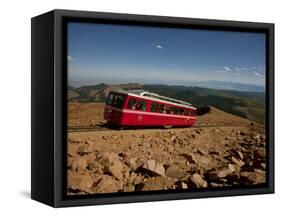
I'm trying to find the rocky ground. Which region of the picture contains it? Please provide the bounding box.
[67,103,266,195]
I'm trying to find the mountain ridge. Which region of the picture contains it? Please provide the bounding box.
[68,83,265,124]
[69,79,265,92]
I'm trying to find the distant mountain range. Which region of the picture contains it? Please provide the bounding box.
[69,80,265,92]
[68,83,265,124]
[180,80,265,92]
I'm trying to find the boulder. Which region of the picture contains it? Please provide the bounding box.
[254,134,261,142]
[197,148,208,155]
[231,149,244,160]
[183,153,197,164]
[71,158,88,172]
[165,165,185,179]
[231,156,245,167]
[140,176,176,191]
[105,161,123,180]
[169,135,177,143]
[68,171,93,192]
[87,161,103,174]
[141,160,166,177]
[123,184,135,192]
[78,144,94,155]
[69,137,83,143]
[94,175,123,193]
[127,158,138,170]
[106,152,121,164]
[134,175,145,185]
[207,164,236,180]
[191,173,207,188]
[210,182,224,187]
[100,152,124,180]
[197,156,212,168]
[240,170,266,185]
[85,140,94,145]
[77,158,88,171]
[260,163,266,170]
[128,171,138,184]
[177,181,188,189]
[218,164,235,176]
[209,148,222,156]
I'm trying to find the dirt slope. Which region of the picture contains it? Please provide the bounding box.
[68,103,105,127]
[196,106,256,126]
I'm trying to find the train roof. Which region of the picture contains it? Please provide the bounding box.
[110,89,196,109]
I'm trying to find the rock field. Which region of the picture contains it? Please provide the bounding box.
[67,103,266,195]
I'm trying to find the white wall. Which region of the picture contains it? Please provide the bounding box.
[0,0,279,215]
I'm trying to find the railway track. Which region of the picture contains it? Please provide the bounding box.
[67,124,246,133]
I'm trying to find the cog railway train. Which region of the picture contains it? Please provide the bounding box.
[103,90,197,128]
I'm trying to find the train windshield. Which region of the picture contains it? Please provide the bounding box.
[106,94,114,105]
[106,93,126,109]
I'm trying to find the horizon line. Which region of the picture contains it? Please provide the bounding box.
[68,79,266,88]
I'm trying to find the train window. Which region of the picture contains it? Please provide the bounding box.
[169,106,174,114]
[177,108,183,115]
[172,107,177,114]
[106,94,114,105]
[171,106,178,114]
[136,100,146,111]
[112,94,125,108]
[159,104,165,113]
[128,98,137,110]
[173,107,179,115]
[178,108,184,115]
[184,109,190,116]
[166,106,172,114]
[150,102,159,112]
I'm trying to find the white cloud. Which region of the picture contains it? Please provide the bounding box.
[235,67,240,71]
[242,67,249,70]
[150,44,163,49]
[254,71,263,78]
[68,55,74,61]
[223,66,231,71]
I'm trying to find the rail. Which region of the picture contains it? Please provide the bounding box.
[67,124,247,133]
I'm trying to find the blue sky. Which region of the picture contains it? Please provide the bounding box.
[67,22,266,86]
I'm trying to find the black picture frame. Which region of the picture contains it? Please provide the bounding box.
[31,9,274,207]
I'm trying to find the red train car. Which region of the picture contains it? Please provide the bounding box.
[103,90,197,128]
